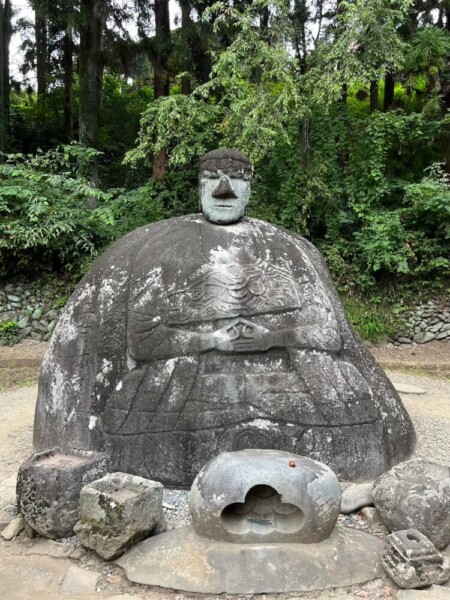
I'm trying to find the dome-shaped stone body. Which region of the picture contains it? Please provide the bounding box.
[33,213,416,486]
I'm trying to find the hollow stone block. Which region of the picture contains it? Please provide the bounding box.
[382,529,450,589]
[17,447,110,539]
[373,458,450,550]
[74,472,166,560]
[190,449,341,544]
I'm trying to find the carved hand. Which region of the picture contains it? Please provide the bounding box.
[199,319,242,353]
[229,319,273,353]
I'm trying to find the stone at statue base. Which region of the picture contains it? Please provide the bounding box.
[118,450,381,593]
[117,524,383,593]
[373,458,450,550]
[190,450,340,543]
[382,530,450,589]
[74,472,166,560]
[17,447,110,538]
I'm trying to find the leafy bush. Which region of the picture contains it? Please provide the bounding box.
[0,144,117,278]
[0,321,19,346]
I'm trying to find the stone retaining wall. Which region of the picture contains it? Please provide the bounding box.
[393,300,450,345]
[0,282,64,343]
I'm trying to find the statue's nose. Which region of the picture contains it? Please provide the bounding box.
[212,176,238,199]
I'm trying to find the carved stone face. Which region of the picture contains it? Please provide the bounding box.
[200,168,251,225]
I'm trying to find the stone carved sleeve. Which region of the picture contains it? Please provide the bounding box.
[281,304,341,352]
[128,306,200,361]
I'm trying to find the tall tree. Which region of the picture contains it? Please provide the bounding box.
[79,0,106,194]
[34,1,48,97]
[153,0,171,182]
[0,0,12,156]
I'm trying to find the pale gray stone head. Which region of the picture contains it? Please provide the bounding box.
[199,149,251,224]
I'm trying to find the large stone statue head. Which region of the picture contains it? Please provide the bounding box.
[199,148,251,224]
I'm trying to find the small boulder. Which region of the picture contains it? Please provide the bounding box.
[74,472,166,560]
[383,529,450,589]
[1,514,25,540]
[373,458,450,550]
[17,447,110,539]
[340,482,374,514]
[61,565,102,596]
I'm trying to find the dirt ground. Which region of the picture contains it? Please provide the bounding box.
[0,341,449,600]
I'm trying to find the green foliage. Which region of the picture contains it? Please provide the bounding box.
[0,321,20,346]
[342,294,399,343]
[0,144,116,278]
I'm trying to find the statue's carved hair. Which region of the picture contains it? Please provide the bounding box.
[200,148,251,174]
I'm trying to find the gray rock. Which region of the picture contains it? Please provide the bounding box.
[382,529,450,589]
[340,481,374,513]
[117,524,383,593]
[33,148,416,486]
[17,317,29,329]
[1,515,25,540]
[190,450,340,544]
[436,330,450,340]
[373,458,450,550]
[7,295,20,302]
[398,337,412,344]
[17,447,110,539]
[442,323,450,333]
[414,332,436,344]
[61,565,102,596]
[31,307,43,320]
[74,472,166,560]
[430,322,444,333]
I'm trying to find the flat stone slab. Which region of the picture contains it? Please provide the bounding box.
[60,565,101,596]
[117,524,383,593]
[398,586,450,599]
[393,383,426,395]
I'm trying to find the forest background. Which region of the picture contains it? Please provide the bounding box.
[0,0,449,341]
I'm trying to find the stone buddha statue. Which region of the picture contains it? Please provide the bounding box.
[34,149,416,486]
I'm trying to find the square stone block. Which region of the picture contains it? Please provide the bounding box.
[74,472,166,560]
[383,529,450,589]
[17,447,110,539]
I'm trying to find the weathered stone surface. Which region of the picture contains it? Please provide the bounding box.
[61,565,102,596]
[373,458,450,550]
[393,383,426,395]
[414,332,436,344]
[382,529,450,589]
[74,472,166,560]
[340,481,374,514]
[1,515,24,540]
[17,447,110,539]
[117,524,383,593]
[190,450,340,544]
[398,586,450,600]
[34,148,416,486]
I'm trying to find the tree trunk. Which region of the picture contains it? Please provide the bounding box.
[63,27,73,139]
[35,5,47,97]
[79,0,105,198]
[153,0,171,183]
[384,73,394,112]
[180,1,192,95]
[0,0,12,157]
[370,80,379,113]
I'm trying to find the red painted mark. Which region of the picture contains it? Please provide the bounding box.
[288,460,296,468]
